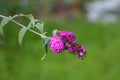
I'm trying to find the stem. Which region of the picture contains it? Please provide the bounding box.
[11,19,42,36]
[0,15,43,37]
[0,15,5,18]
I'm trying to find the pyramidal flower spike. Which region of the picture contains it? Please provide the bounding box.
[49,30,86,59]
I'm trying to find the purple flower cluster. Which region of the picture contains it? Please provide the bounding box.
[49,35,65,53]
[49,30,86,59]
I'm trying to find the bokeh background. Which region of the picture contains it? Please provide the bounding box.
[0,0,120,80]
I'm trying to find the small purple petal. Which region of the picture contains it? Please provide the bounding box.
[67,46,76,53]
[78,45,86,59]
[58,30,76,45]
[78,52,84,58]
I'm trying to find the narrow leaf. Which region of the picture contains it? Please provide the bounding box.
[19,13,25,16]
[12,14,20,18]
[40,37,50,60]
[27,21,32,28]
[35,23,44,33]
[26,14,34,21]
[32,19,39,27]
[26,14,40,28]
[0,17,10,35]
[40,43,48,60]
[40,52,47,60]
[44,43,48,53]
[12,14,26,18]
[18,28,27,45]
[43,37,51,47]
[52,29,58,35]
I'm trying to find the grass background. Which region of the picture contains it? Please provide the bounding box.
[0,18,120,80]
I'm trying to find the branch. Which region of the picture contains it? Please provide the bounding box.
[0,15,43,37]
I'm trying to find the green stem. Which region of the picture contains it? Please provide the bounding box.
[0,15,5,18]
[11,19,42,36]
[0,15,44,37]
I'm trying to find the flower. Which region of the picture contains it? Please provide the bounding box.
[58,30,76,44]
[78,52,84,58]
[49,30,87,59]
[49,35,65,53]
[67,46,76,53]
[77,45,86,59]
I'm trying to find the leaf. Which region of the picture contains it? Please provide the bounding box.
[26,14,34,21]
[44,43,48,53]
[35,23,44,33]
[13,14,39,28]
[43,32,47,35]
[18,28,27,45]
[52,29,58,35]
[19,13,25,16]
[40,42,48,60]
[27,21,33,28]
[27,20,39,29]
[12,14,20,18]
[40,52,47,60]
[43,37,51,47]
[13,14,26,18]
[26,14,40,28]
[0,17,10,35]
[40,37,51,60]
[32,19,40,27]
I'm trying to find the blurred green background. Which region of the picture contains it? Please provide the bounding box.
[0,0,120,80]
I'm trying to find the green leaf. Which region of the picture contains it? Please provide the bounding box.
[32,19,39,27]
[53,29,58,35]
[18,28,27,45]
[12,14,20,18]
[0,17,10,35]
[26,14,39,28]
[13,13,26,18]
[27,21,33,28]
[43,37,51,47]
[40,43,48,60]
[27,20,39,29]
[26,14,34,21]
[19,13,25,16]
[40,37,51,60]
[13,14,39,28]
[35,23,44,33]
[44,43,48,53]
[40,52,47,60]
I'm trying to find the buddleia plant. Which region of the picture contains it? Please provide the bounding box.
[0,14,86,60]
